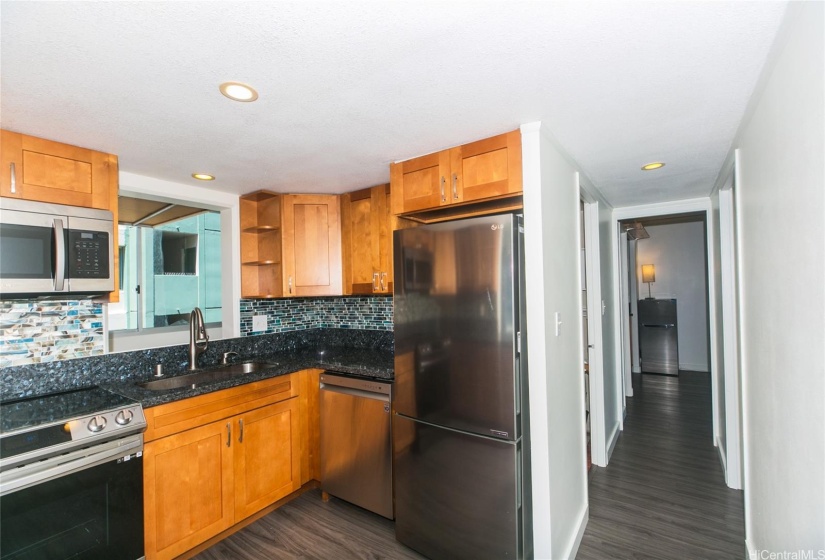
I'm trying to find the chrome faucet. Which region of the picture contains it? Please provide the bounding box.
[188,307,209,371]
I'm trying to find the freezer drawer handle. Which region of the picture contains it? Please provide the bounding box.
[642,323,674,328]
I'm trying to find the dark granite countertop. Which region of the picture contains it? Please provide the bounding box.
[102,346,394,408]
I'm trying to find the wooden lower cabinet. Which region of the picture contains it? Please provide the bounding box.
[233,399,301,521]
[144,420,235,559]
[143,375,311,560]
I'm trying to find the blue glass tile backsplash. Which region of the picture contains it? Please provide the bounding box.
[240,296,393,335]
[0,300,105,368]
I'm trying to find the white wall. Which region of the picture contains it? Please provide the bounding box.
[734,2,825,554]
[522,122,588,559]
[636,222,709,372]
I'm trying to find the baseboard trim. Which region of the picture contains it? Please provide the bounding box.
[746,537,757,559]
[679,365,710,373]
[562,504,589,560]
[606,422,621,462]
[715,435,728,481]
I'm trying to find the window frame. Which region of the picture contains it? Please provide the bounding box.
[108,173,240,353]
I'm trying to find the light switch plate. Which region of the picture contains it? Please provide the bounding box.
[252,315,267,332]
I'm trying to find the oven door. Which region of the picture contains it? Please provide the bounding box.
[0,208,68,295]
[0,437,144,560]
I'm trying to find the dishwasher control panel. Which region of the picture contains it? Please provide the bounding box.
[320,372,392,398]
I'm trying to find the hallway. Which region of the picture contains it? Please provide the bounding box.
[577,372,746,559]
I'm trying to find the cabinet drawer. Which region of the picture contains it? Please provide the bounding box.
[144,375,297,442]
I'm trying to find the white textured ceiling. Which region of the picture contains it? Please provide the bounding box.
[0,1,787,207]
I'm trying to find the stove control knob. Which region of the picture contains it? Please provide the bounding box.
[88,415,107,433]
[115,409,134,426]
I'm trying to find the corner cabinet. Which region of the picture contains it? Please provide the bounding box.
[390,129,523,222]
[240,192,342,298]
[143,375,304,560]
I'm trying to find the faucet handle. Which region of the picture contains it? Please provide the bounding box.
[222,351,239,365]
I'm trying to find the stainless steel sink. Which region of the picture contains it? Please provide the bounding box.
[138,361,279,391]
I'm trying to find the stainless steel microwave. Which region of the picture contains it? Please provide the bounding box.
[0,198,114,297]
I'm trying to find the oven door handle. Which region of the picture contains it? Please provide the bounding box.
[0,434,143,497]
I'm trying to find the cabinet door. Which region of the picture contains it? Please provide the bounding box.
[390,150,451,214]
[342,184,394,294]
[144,421,234,560]
[452,129,522,204]
[281,194,342,296]
[341,187,380,294]
[0,130,116,209]
[233,398,302,521]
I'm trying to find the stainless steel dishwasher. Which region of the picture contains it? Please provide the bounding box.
[320,372,393,519]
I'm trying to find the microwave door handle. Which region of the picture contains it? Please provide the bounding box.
[53,218,66,291]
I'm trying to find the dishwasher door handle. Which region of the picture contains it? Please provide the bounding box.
[320,384,390,403]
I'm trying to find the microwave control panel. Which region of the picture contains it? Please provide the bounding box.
[68,231,110,278]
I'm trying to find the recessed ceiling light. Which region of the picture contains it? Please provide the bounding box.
[641,162,665,171]
[192,173,215,181]
[219,81,258,102]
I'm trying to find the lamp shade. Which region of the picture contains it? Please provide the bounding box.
[641,264,656,283]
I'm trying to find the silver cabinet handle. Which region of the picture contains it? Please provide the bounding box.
[440,176,446,202]
[380,272,386,292]
[288,275,293,294]
[372,272,379,291]
[226,422,232,447]
[452,173,458,199]
[10,162,16,194]
[239,418,244,443]
[53,218,65,291]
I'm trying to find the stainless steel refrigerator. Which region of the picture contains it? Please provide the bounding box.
[392,213,532,560]
[638,298,679,376]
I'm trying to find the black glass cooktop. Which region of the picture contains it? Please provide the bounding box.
[0,387,135,435]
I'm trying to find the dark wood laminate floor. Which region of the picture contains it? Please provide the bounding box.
[192,488,426,560]
[195,371,744,560]
[577,372,746,559]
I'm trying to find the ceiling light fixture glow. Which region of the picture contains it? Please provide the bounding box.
[192,173,215,181]
[219,81,258,102]
[641,162,665,171]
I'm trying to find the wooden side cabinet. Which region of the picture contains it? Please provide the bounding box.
[390,129,522,221]
[240,191,283,298]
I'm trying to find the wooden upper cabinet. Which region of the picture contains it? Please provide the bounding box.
[281,194,342,297]
[240,191,283,298]
[390,129,522,221]
[1,129,117,209]
[390,151,451,214]
[341,184,392,294]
